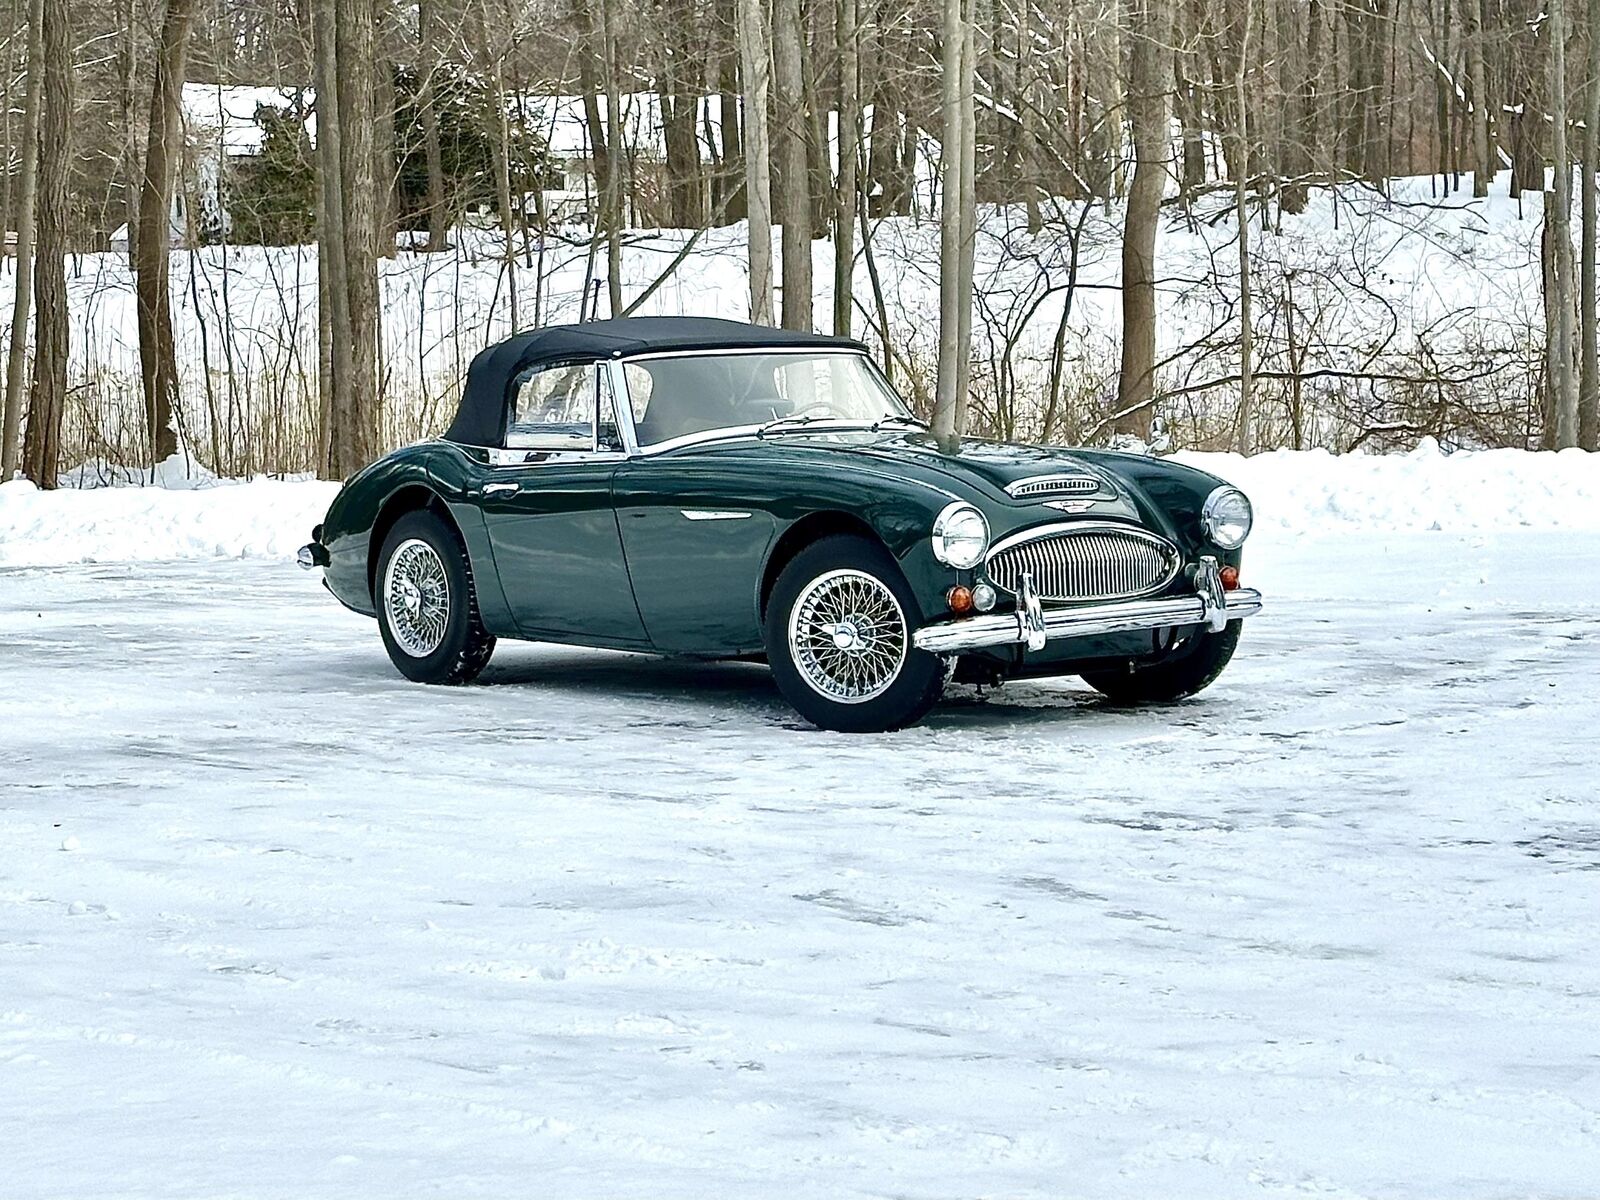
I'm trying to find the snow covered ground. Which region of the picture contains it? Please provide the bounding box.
[3,524,1598,1197]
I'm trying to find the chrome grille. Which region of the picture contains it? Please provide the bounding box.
[1006,474,1101,499]
[985,525,1180,602]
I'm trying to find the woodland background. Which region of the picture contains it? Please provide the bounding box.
[0,0,1596,485]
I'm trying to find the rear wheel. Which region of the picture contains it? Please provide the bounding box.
[1079,620,1242,704]
[376,510,495,684]
[765,536,945,732]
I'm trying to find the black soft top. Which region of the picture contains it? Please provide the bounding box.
[444,316,867,446]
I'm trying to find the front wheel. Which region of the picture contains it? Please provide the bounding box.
[764,535,945,732]
[1079,620,1242,704]
[376,509,496,684]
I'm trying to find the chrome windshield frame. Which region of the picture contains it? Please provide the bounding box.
[608,346,913,457]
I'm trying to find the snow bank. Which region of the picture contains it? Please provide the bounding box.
[0,476,338,568]
[1179,442,1600,534]
[1,444,1594,570]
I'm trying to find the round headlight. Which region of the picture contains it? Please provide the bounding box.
[931,502,989,569]
[1202,486,1253,549]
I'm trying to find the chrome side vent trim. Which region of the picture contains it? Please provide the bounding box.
[1005,474,1102,499]
[984,523,1181,603]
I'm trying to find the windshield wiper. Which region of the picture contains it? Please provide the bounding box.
[756,414,828,438]
[871,413,929,431]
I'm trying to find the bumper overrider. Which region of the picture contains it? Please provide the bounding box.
[297,526,329,570]
[912,556,1262,654]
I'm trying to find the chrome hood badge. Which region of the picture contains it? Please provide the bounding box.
[1043,498,1097,513]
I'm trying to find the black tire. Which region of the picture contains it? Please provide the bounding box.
[1079,620,1242,704]
[764,535,945,732]
[375,509,496,685]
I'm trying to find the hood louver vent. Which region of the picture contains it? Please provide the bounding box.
[1005,474,1101,499]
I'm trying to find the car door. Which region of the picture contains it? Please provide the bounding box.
[478,359,649,648]
[612,455,779,655]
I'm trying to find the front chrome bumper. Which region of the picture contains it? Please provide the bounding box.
[912,556,1262,654]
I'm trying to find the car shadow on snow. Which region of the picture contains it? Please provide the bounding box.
[464,643,1197,732]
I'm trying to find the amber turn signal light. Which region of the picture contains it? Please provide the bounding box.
[1219,564,1240,590]
[946,585,974,614]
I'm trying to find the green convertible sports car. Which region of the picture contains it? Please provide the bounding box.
[300,316,1262,732]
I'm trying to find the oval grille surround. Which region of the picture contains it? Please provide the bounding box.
[985,526,1180,603]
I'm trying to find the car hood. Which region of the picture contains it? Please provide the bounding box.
[679,429,1233,550]
[813,430,1126,492]
[722,429,1140,510]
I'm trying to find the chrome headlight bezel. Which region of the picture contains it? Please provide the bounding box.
[931,502,990,569]
[1201,486,1253,549]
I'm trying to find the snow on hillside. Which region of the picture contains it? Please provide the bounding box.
[1,443,1594,570]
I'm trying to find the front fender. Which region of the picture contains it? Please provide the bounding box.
[1071,450,1246,566]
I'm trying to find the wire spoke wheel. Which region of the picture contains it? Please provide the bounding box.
[382,538,452,658]
[787,568,909,704]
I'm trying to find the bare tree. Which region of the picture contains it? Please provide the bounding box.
[20,0,67,487]
[832,0,861,337]
[416,0,449,251]
[1548,0,1578,447]
[1230,0,1253,452]
[1112,0,1170,441]
[737,0,774,324]
[772,0,811,328]
[1,0,43,480]
[1464,0,1493,197]
[313,0,352,475]
[313,0,382,477]
[136,0,202,468]
[1579,0,1599,449]
[932,0,973,439]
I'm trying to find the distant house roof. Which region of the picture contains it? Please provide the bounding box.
[181,83,315,156]
[519,93,723,163]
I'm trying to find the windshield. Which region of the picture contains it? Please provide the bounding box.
[623,351,913,448]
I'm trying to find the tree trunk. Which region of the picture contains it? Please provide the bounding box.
[136,0,201,469]
[1,0,44,480]
[375,42,398,257]
[1549,0,1578,447]
[1175,0,1207,202]
[119,0,139,268]
[320,0,382,477]
[932,0,971,439]
[20,0,67,488]
[953,4,976,432]
[1578,0,1599,449]
[600,0,624,314]
[1464,0,1492,196]
[773,0,812,329]
[737,0,774,324]
[1084,1,1123,199]
[833,0,860,336]
[717,50,745,222]
[661,86,703,228]
[313,0,350,476]
[1508,0,1543,196]
[1231,0,1254,452]
[489,59,519,327]
[1281,0,1317,212]
[418,0,449,250]
[1113,0,1170,440]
